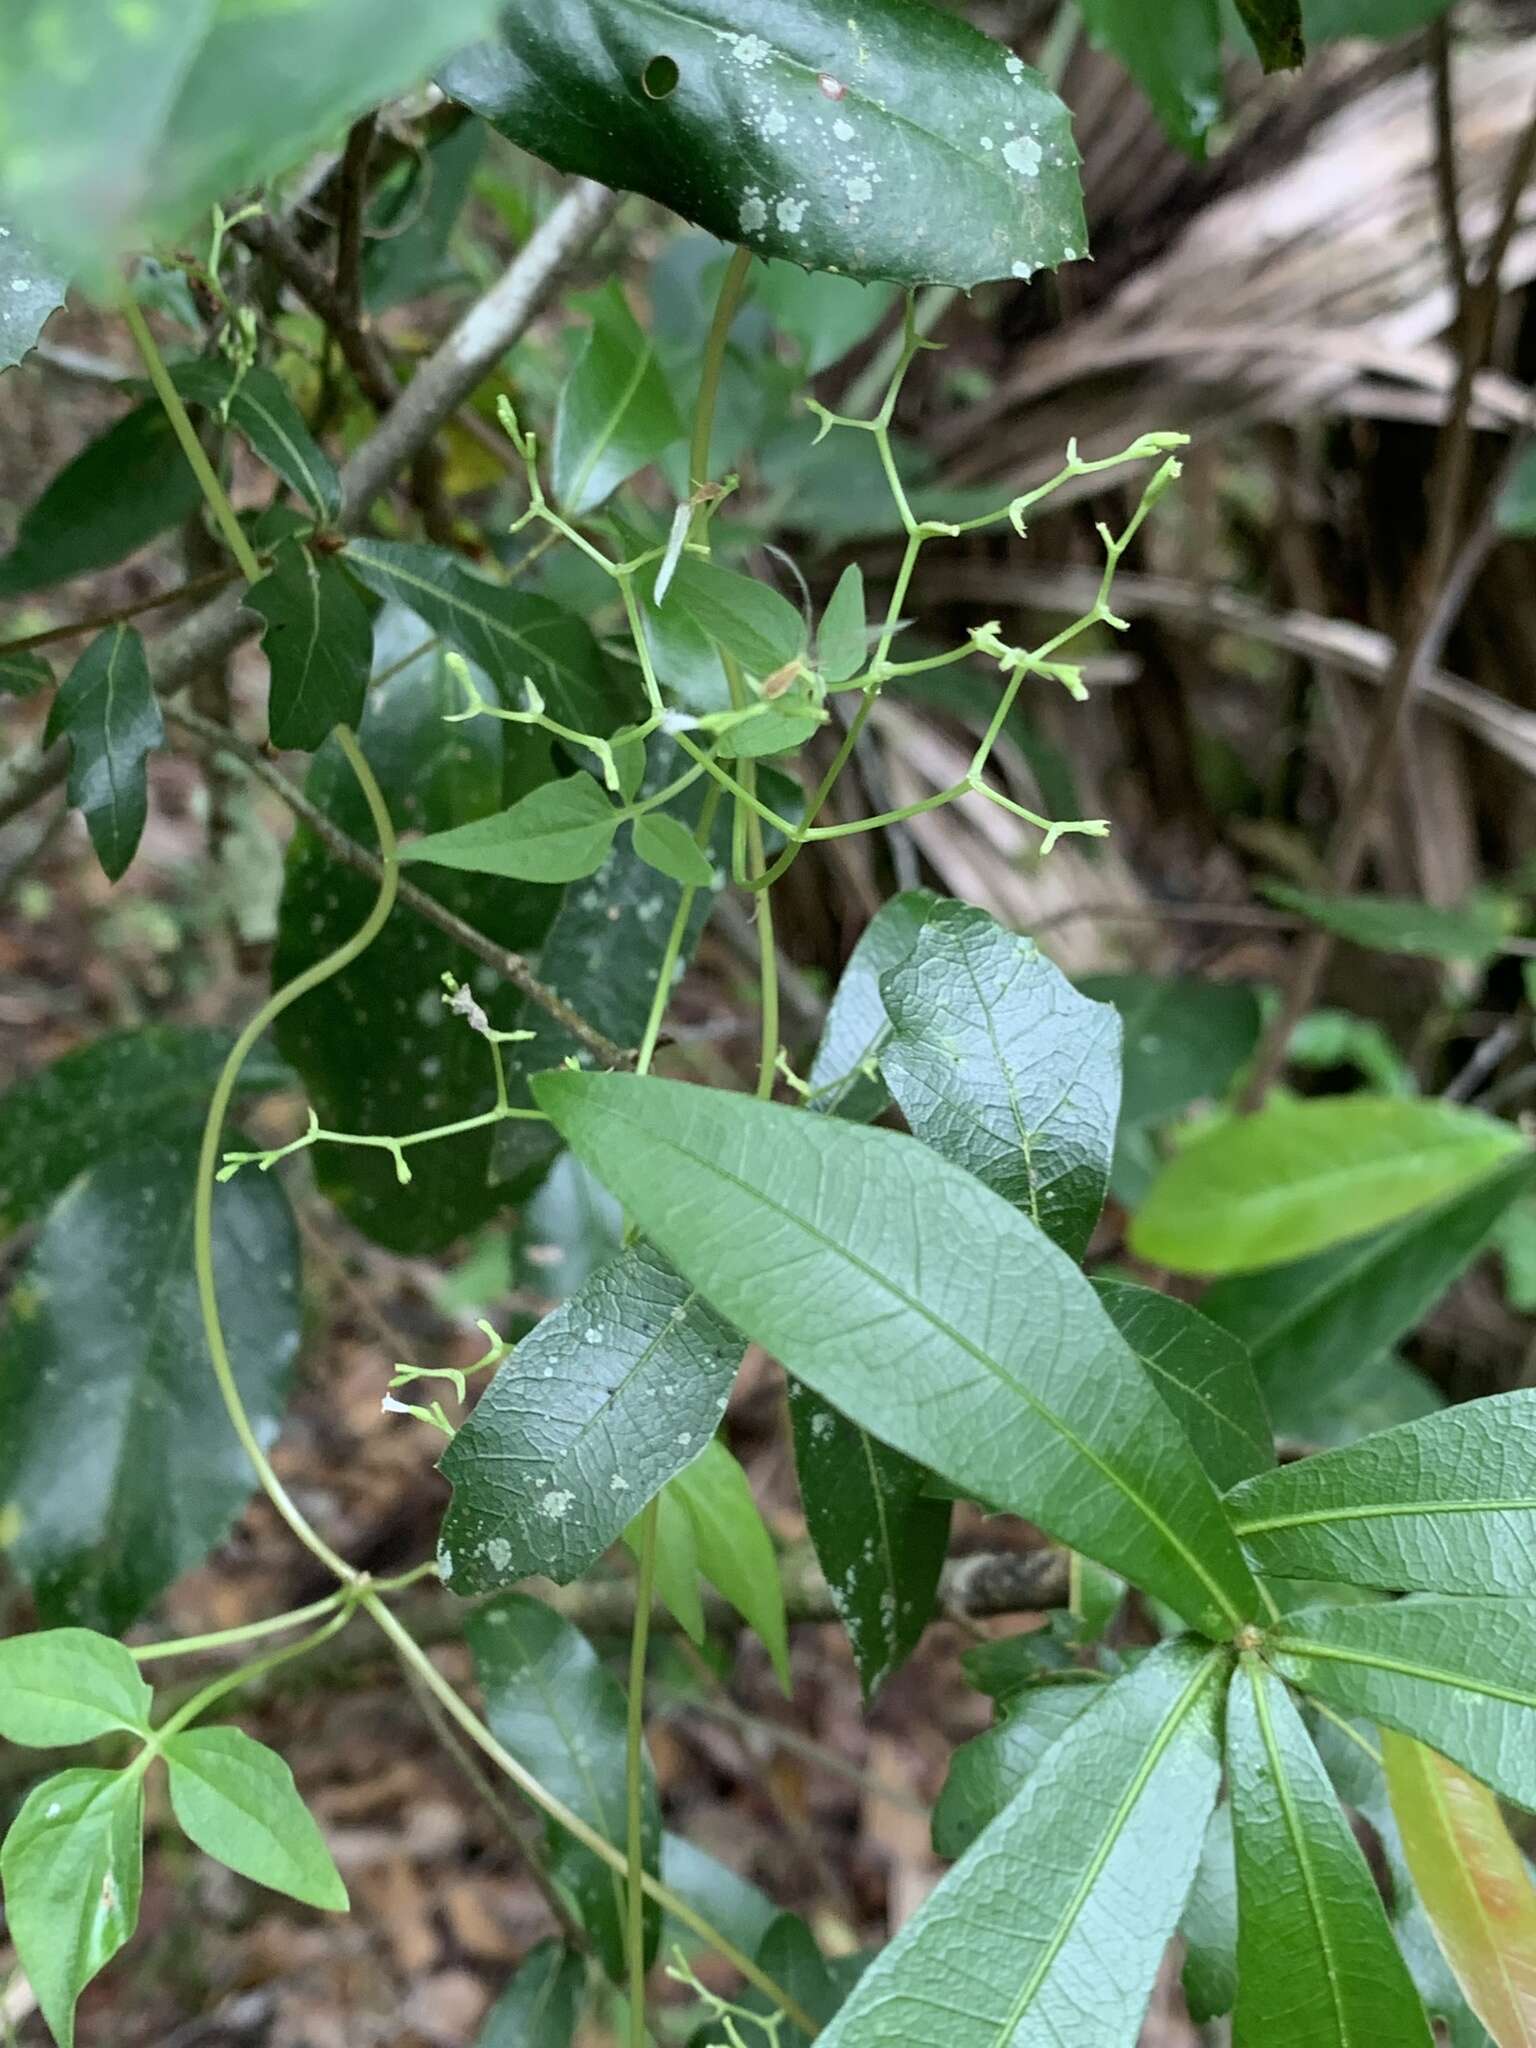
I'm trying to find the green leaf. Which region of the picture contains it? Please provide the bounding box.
[248,542,372,751]
[406,775,620,884]
[476,1940,586,2048]
[364,117,487,313]
[1270,1599,1536,1814]
[171,360,341,526]
[163,1726,347,1911]
[644,1482,709,1644]
[808,891,936,1120]
[1076,972,1262,1133]
[0,1767,144,2048]
[1227,1389,1536,1597]
[787,1380,948,1697]
[817,564,868,683]
[42,626,163,880]
[0,1131,300,1632]
[879,901,1122,1258]
[1263,882,1512,965]
[632,810,715,888]
[931,1676,1103,1860]
[0,1630,153,1747]
[1093,1281,1272,1492]
[0,1026,291,1231]
[753,266,897,379]
[664,554,806,678]
[1075,0,1224,154]
[532,1072,1262,1637]
[1181,1804,1238,2024]
[553,282,683,516]
[443,2,1087,290]
[0,401,203,598]
[273,615,563,1253]
[3,0,503,281]
[468,1594,659,1980]
[437,1244,741,1594]
[1234,0,1307,68]
[1226,1656,1433,2046]
[715,699,824,759]
[0,211,65,370]
[345,540,633,736]
[1384,1730,1536,2047]
[755,1914,847,2041]
[1200,1153,1536,1427]
[1131,1098,1526,1276]
[1301,0,1452,41]
[0,649,52,696]
[1278,1352,1447,1452]
[661,1832,779,1961]
[650,1438,791,1692]
[1498,444,1536,537]
[818,1640,1223,2047]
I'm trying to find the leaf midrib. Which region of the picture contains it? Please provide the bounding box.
[1236,1495,1536,1539]
[1273,1634,1536,1712]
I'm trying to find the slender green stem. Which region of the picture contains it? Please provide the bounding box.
[750,803,779,1100]
[132,1592,346,1662]
[360,1590,820,2036]
[626,1501,662,2046]
[689,246,753,516]
[122,295,263,584]
[151,1611,353,1745]
[636,785,722,1075]
[194,725,398,1582]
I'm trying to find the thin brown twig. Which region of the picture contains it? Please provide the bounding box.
[0,567,244,660]
[1240,85,1536,1109]
[1430,16,1471,317]
[333,114,376,327]
[164,701,632,1066]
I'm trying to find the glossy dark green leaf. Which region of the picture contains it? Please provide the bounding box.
[664,554,806,679]
[3,0,503,280]
[931,1675,1103,1860]
[1227,1656,1433,2047]
[443,2,1087,289]
[1235,0,1307,69]
[1201,1153,1536,1423]
[0,1630,153,1747]
[0,1026,291,1231]
[1131,1098,1526,1276]
[172,360,341,526]
[0,401,203,597]
[1094,1281,1272,1491]
[438,1244,740,1593]
[1302,0,1452,41]
[0,211,65,369]
[0,1132,300,1632]
[755,1914,847,2041]
[554,281,683,516]
[1074,0,1225,155]
[1270,1599,1536,1814]
[1384,1730,1536,2048]
[1264,882,1512,965]
[476,1940,585,2048]
[345,541,633,736]
[43,626,162,880]
[1181,1804,1238,2024]
[642,1439,791,1690]
[273,616,561,1252]
[406,774,620,884]
[0,649,51,695]
[248,542,372,751]
[1227,1389,1536,1596]
[817,563,868,683]
[468,1593,658,1979]
[880,901,1121,1258]
[632,810,715,887]
[533,1073,1262,1637]
[1076,973,1262,1133]
[0,1767,144,2048]
[819,1640,1223,2046]
[808,890,936,1120]
[787,1378,948,1697]
[163,1727,348,1910]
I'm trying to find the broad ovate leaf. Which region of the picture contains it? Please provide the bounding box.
[533,1072,1261,1638]
[1270,1598,1536,1813]
[553,281,683,515]
[163,1726,348,1910]
[1226,1389,1536,1597]
[248,542,372,752]
[1227,1657,1433,2047]
[1131,1097,1526,1275]
[404,775,620,884]
[818,1640,1224,2047]
[0,1630,153,1747]
[1383,1731,1536,2048]
[879,901,1121,1259]
[44,627,164,881]
[437,1244,741,1593]
[442,0,1087,288]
